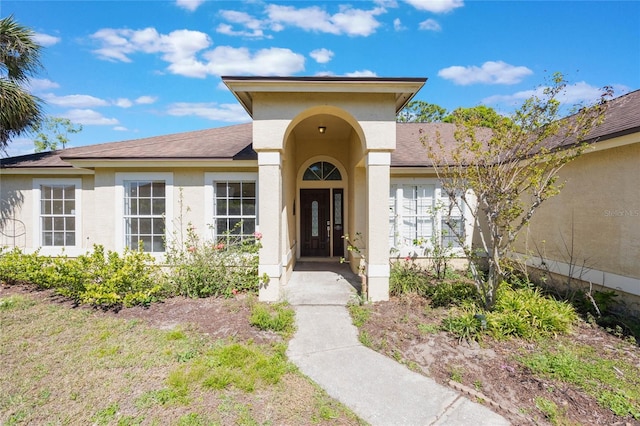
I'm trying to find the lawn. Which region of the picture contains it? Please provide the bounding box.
[0,288,363,426]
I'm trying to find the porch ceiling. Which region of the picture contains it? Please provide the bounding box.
[293,114,353,142]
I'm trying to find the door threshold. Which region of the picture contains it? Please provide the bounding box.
[298,257,342,263]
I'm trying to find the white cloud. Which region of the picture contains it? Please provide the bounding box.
[404,0,464,13]
[419,18,441,31]
[28,78,60,92]
[34,32,60,47]
[482,82,611,106]
[393,18,406,31]
[217,10,266,38]
[201,46,305,76]
[438,61,533,85]
[166,102,250,122]
[135,96,158,105]
[42,93,109,108]
[175,0,205,12]
[115,98,133,108]
[113,126,129,131]
[91,27,211,65]
[310,48,334,64]
[91,27,303,77]
[345,70,378,77]
[265,4,385,37]
[63,109,119,126]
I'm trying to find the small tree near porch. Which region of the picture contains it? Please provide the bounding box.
[425,73,612,310]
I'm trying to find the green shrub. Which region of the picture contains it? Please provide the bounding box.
[389,257,430,296]
[77,246,164,307]
[0,248,50,287]
[442,283,578,341]
[442,309,482,342]
[164,224,261,298]
[0,245,164,308]
[427,280,479,307]
[488,285,577,340]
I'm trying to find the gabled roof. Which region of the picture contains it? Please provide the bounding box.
[1,89,638,170]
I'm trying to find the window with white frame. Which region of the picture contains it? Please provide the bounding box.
[389,180,466,255]
[33,179,81,249]
[389,183,435,253]
[116,173,172,253]
[206,173,257,241]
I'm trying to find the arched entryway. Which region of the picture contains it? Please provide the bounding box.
[297,157,348,259]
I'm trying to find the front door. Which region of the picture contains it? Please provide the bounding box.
[301,189,330,256]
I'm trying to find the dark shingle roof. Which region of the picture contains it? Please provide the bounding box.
[583,88,640,141]
[2,90,638,170]
[1,123,254,168]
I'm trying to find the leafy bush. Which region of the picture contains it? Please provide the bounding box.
[77,246,164,307]
[164,224,262,298]
[442,283,578,341]
[426,280,479,308]
[0,245,164,308]
[389,257,430,296]
[488,285,577,340]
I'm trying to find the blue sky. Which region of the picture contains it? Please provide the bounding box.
[3,0,639,157]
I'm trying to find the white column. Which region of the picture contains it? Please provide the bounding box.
[257,151,283,301]
[366,151,391,301]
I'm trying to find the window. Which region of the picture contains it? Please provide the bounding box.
[116,173,173,254]
[33,179,81,251]
[303,161,342,181]
[389,180,466,255]
[206,173,258,241]
[389,184,434,252]
[124,181,166,252]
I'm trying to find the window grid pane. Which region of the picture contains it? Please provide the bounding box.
[124,181,166,252]
[213,180,257,241]
[40,184,76,247]
[390,184,437,252]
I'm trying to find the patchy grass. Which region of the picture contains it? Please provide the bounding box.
[520,342,640,419]
[249,301,296,337]
[0,293,364,425]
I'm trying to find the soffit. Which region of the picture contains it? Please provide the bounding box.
[222,76,427,117]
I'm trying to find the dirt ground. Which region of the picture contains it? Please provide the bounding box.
[358,294,640,426]
[3,284,639,425]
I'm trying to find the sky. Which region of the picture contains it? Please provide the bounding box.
[2,0,639,157]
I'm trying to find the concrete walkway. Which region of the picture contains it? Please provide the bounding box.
[284,261,510,426]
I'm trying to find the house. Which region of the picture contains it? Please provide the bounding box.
[513,88,640,312]
[1,77,638,307]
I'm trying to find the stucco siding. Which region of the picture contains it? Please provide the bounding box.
[516,141,640,292]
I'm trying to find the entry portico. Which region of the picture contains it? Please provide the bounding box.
[223,76,426,302]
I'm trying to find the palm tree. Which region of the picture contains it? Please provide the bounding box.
[0,15,44,152]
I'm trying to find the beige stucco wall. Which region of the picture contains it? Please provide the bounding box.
[0,167,258,259]
[250,90,397,301]
[514,138,640,297]
[1,173,95,255]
